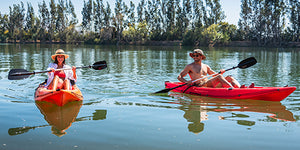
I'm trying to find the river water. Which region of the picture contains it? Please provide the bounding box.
[0,44,299,150]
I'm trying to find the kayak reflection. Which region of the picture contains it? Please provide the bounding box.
[8,103,107,136]
[35,101,82,137]
[170,93,295,134]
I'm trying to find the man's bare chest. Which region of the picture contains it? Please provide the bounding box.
[190,65,207,75]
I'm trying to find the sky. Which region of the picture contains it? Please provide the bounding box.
[0,0,241,25]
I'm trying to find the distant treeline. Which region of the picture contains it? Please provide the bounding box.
[0,0,299,47]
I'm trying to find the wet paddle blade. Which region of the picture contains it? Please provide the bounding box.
[8,126,32,136]
[237,57,257,69]
[154,88,172,94]
[8,69,32,80]
[92,61,107,70]
[153,83,188,94]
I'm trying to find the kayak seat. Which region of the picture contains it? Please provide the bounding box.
[240,84,246,88]
[248,83,255,88]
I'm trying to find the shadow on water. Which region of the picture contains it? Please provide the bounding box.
[8,101,104,137]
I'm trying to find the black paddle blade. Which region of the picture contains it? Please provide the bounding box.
[154,88,171,94]
[8,126,33,136]
[92,61,107,70]
[8,69,32,80]
[237,57,257,69]
[153,83,188,94]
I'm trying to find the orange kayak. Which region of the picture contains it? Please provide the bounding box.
[34,84,83,106]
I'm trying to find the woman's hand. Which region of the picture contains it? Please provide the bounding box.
[50,68,55,72]
[72,66,77,80]
[219,69,226,74]
[72,66,76,72]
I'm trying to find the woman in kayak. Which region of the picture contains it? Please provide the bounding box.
[45,49,77,91]
[177,49,240,88]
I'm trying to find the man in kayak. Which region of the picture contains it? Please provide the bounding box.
[45,49,77,91]
[177,49,240,88]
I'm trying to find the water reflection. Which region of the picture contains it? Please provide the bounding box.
[35,101,83,136]
[171,93,295,134]
[8,101,82,137]
[8,101,108,137]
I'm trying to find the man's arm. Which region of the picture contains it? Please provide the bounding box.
[177,65,192,84]
[207,65,225,76]
[206,65,216,75]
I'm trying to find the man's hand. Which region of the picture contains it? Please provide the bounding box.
[186,80,193,85]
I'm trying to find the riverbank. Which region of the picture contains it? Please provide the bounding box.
[2,40,300,48]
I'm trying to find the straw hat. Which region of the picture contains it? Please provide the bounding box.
[51,49,69,60]
[189,49,206,60]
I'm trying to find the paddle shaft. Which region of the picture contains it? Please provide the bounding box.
[10,64,106,77]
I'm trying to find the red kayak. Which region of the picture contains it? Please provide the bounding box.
[165,81,296,101]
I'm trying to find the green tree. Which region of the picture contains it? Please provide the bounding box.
[174,0,184,40]
[113,0,128,45]
[103,2,112,28]
[192,0,205,28]
[8,2,25,42]
[24,2,36,41]
[288,0,300,42]
[241,0,287,46]
[137,0,145,23]
[219,22,237,42]
[136,20,149,41]
[182,0,192,31]
[66,0,78,26]
[165,0,176,40]
[149,0,163,41]
[65,0,78,43]
[94,0,103,33]
[99,2,113,44]
[0,13,9,42]
[201,23,229,47]
[81,0,93,32]
[49,0,57,43]
[56,0,67,42]
[38,0,50,42]
[128,1,135,24]
[204,0,225,26]
[238,0,252,40]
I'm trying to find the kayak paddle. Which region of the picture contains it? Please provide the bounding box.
[153,57,257,94]
[8,60,107,80]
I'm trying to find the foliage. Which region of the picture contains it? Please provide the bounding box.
[238,0,299,46]
[0,0,299,47]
